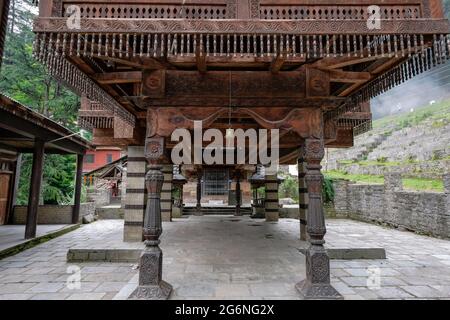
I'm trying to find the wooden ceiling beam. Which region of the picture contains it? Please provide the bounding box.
[314,56,379,69]
[93,71,142,84]
[329,70,371,83]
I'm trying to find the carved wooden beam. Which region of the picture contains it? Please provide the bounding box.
[34,18,450,35]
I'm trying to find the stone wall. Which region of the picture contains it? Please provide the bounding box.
[86,188,111,207]
[332,173,450,238]
[332,159,450,180]
[13,202,96,224]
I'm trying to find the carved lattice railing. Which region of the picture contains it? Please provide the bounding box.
[259,5,422,20]
[62,2,230,19]
[78,98,114,131]
[37,0,441,20]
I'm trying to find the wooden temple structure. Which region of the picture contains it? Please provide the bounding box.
[31,0,449,299]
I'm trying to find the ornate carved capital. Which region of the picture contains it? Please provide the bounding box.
[305,138,325,163]
[145,136,165,164]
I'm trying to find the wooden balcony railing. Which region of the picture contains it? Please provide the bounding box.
[38,0,445,20]
[63,2,229,19]
[259,5,422,20]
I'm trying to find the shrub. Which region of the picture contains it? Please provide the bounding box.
[322,177,335,204]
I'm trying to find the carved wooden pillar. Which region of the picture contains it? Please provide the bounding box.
[195,169,202,215]
[129,136,172,300]
[161,165,173,222]
[235,172,242,216]
[296,138,342,300]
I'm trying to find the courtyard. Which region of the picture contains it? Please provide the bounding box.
[1,216,450,300]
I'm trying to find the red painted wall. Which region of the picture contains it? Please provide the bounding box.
[83,149,121,173]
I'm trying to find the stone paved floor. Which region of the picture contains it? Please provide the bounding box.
[0,225,72,252]
[1,216,450,300]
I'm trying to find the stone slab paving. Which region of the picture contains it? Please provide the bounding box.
[1,216,450,300]
[0,225,72,252]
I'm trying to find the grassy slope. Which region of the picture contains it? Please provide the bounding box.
[325,171,444,192]
[325,100,450,192]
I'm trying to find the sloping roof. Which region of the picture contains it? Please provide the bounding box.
[84,156,127,176]
[0,93,92,154]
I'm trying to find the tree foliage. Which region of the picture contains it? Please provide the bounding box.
[0,0,85,205]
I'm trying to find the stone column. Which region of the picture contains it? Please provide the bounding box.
[121,163,127,209]
[265,173,279,222]
[296,138,342,299]
[235,172,242,216]
[298,155,308,241]
[130,136,172,300]
[124,146,147,242]
[161,165,173,222]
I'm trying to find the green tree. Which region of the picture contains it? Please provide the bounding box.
[279,175,299,203]
[0,0,85,205]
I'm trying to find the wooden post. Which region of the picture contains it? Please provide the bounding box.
[25,139,45,239]
[0,0,10,69]
[72,153,84,224]
[235,172,242,216]
[7,154,22,224]
[38,0,54,17]
[196,169,202,215]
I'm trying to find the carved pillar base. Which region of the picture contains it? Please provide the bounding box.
[296,244,343,300]
[129,245,173,300]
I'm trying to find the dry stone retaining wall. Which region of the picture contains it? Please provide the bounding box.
[332,174,450,238]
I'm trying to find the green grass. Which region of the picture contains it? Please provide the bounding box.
[372,99,450,130]
[337,160,401,167]
[324,170,444,192]
[324,171,384,184]
[403,178,444,192]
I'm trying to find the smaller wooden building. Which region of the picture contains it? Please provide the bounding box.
[0,94,91,238]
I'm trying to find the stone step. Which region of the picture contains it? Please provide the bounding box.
[67,246,386,263]
[182,207,253,216]
[96,206,124,220]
